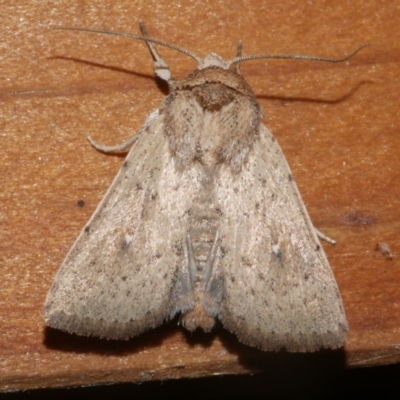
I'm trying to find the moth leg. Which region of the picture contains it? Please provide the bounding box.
[203,232,220,283]
[234,40,243,74]
[314,227,336,245]
[202,232,223,316]
[87,133,140,153]
[169,235,197,317]
[139,21,172,83]
[186,233,197,287]
[87,107,160,153]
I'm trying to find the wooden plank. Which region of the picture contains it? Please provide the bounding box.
[1,0,399,391]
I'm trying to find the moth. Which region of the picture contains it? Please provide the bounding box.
[45,22,364,352]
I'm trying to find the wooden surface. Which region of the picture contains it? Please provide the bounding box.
[1,0,400,392]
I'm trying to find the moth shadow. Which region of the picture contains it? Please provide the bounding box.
[43,318,184,355]
[258,80,372,104]
[49,56,170,95]
[216,327,348,377]
[180,327,218,350]
[44,319,347,374]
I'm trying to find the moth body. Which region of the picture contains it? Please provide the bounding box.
[44,23,353,352]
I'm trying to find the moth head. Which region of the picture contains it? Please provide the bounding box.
[198,53,231,70]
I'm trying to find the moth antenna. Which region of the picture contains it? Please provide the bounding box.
[234,40,243,74]
[228,44,370,66]
[139,21,160,62]
[54,25,202,63]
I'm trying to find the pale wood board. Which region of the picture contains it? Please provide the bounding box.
[1,0,399,391]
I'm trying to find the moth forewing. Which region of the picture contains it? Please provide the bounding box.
[214,124,348,352]
[45,22,360,351]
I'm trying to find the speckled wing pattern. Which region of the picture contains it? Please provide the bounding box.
[213,124,348,351]
[45,111,203,339]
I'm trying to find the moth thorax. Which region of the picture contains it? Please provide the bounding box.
[192,83,236,111]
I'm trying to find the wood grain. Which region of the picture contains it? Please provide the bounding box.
[1,0,399,391]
